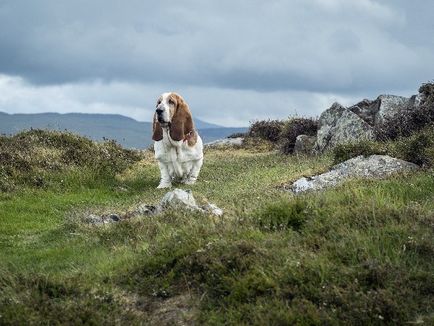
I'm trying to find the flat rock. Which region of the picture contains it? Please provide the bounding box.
[205,137,243,147]
[85,189,224,225]
[291,155,419,193]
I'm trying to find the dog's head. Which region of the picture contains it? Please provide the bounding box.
[152,92,196,144]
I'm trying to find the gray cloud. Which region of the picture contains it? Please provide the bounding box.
[0,0,433,125]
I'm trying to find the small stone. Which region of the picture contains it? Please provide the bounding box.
[135,204,159,215]
[160,188,198,210]
[201,203,224,216]
[85,214,104,225]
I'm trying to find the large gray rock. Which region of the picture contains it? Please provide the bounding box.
[291,155,418,193]
[314,102,374,152]
[294,135,316,154]
[374,95,412,125]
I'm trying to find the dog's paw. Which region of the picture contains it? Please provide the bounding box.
[157,182,172,189]
[183,178,196,185]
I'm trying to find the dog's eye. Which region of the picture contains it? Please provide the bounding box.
[168,99,175,105]
[156,100,161,107]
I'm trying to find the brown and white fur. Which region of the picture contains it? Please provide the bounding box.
[152,92,203,188]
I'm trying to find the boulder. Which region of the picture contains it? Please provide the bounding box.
[314,102,374,152]
[290,155,418,193]
[374,95,412,125]
[348,99,378,125]
[294,135,316,154]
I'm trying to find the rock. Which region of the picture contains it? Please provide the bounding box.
[105,214,120,222]
[160,188,198,210]
[374,95,412,125]
[201,203,224,217]
[294,135,316,154]
[85,214,104,225]
[85,189,223,225]
[161,189,224,216]
[348,99,378,125]
[314,102,374,152]
[290,155,419,193]
[206,137,243,147]
[134,204,160,216]
[85,213,121,225]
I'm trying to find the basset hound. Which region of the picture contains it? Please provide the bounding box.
[152,92,204,188]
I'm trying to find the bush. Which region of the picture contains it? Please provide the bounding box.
[333,126,434,167]
[227,132,246,139]
[333,141,387,164]
[247,120,285,143]
[392,128,434,166]
[375,82,434,141]
[0,129,143,191]
[279,117,318,154]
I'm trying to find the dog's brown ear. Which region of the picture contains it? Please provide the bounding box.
[152,113,163,141]
[170,93,195,144]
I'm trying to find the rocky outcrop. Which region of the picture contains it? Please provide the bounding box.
[85,189,223,225]
[374,95,412,125]
[290,155,418,193]
[294,135,316,154]
[313,92,419,153]
[314,103,374,152]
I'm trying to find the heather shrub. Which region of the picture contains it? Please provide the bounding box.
[248,119,285,143]
[333,126,434,167]
[279,117,318,154]
[333,141,387,164]
[0,129,143,191]
[227,132,247,138]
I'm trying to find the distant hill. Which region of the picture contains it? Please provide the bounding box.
[0,112,246,148]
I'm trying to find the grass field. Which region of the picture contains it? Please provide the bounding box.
[1,139,434,324]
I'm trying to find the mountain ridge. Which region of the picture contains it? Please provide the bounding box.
[0,111,246,148]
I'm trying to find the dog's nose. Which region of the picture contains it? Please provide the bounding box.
[156,108,163,115]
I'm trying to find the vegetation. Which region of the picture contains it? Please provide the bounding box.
[247,119,285,143]
[279,117,318,154]
[333,125,434,167]
[0,129,142,191]
[244,117,318,154]
[1,129,433,324]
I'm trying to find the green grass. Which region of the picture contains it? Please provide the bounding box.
[1,142,434,324]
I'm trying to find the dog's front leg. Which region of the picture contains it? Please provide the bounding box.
[157,161,172,188]
[184,157,203,185]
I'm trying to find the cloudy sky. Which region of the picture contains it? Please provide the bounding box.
[0,0,433,126]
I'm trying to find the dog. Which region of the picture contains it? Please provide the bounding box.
[152,92,204,188]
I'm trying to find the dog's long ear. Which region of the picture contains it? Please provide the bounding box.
[152,112,163,141]
[170,94,195,143]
